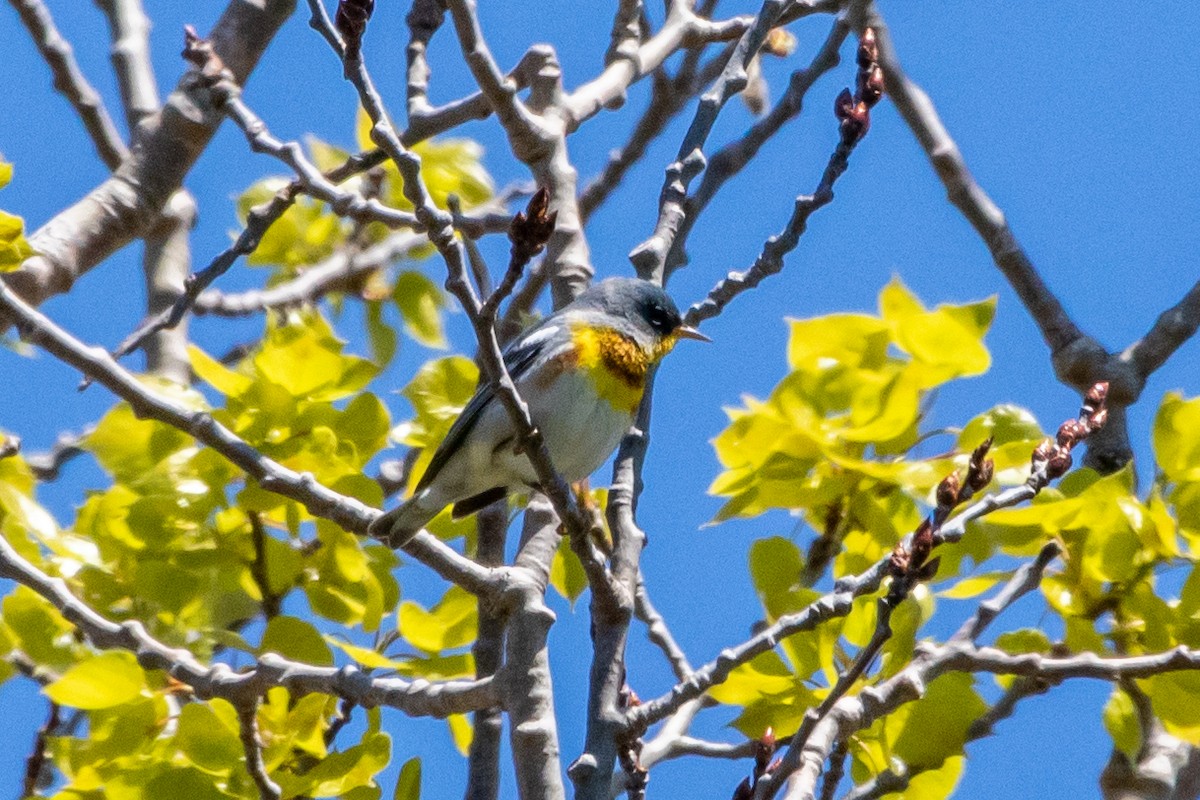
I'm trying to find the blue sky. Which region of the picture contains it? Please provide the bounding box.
[2,1,1198,797]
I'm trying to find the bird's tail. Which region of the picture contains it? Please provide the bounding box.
[367,491,441,548]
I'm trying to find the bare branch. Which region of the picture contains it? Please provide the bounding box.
[635,574,693,681]
[2,0,296,324]
[775,543,1063,800]
[466,504,508,800]
[862,2,1086,360]
[23,425,92,482]
[444,0,591,306]
[685,19,882,327]
[1123,277,1200,379]
[194,231,423,317]
[628,0,801,283]
[139,190,196,382]
[564,0,839,131]
[20,699,59,799]
[237,700,282,800]
[9,0,128,169]
[665,15,851,276]
[95,0,160,128]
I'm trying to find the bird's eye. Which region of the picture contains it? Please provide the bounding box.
[648,305,670,331]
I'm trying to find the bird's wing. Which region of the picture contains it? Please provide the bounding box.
[413,322,570,492]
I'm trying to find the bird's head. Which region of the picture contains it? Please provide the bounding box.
[574,278,710,355]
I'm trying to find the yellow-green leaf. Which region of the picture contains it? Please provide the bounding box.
[393,271,448,349]
[398,586,477,654]
[394,757,421,800]
[260,615,334,665]
[44,651,146,709]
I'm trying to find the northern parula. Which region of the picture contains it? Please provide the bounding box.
[369,277,708,547]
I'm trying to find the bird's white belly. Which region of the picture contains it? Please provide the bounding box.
[475,367,632,487]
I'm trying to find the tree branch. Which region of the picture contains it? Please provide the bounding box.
[1122,277,1200,380]
[1,0,296,324]
[0,517,498,717]
[861,2,1086,360]
[95,0,160,128]
[9,0,128,169]
[237,699,282,800]
[665,13,851,276]
[628,0,799,283]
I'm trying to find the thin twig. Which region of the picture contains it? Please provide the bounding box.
[248,512,281,619]
[21,700,59,798]
[665,13,852,276]
[10,0,128,169]
[237,700,282,800]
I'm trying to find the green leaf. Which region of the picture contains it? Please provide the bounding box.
[44,651,146,709]
[993,628,1052,655]
[237,177,347,268]
[277,731,392,797]
[144,765,230,800]
[1103,688,1142,760]
[447,713,473,756]
[888,673,985,769]
[366,300,399,367]
[1146,670,1200,742]
[325,636,409,670]
[0,210,34,271]
[879,277,995,388]
[393,271,448,349]
[399,586,477,654]
[189,345,254,397]
[175,700,243,772]
[549,534,588,605]
[2,587,75,668]
[787,314,890,371]
[0,164,33,271]
[254,311,378,401]
[1155,392,1200,482]
[394,757,421,800]
[260,615,334,665]
[880,756,965,800]
[938,572,1008,599]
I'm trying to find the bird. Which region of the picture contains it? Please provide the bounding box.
[369,277,709,547]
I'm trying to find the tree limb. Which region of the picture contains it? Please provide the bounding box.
[9,0,128,169]
[2,0,297,325]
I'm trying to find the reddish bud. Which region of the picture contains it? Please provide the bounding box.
[911,518,934,567]
[858,65,885,106]
[1085,381,1109,409]
[1056,419,1087,448]
[889,543,910,575]
[835,90,871,144]
[1046,449,1073,480]
[510,187,557,258]
[915,555,941,582]
[966,437,995,491]
[937,471,961,510]
[336,0,375,57]
[755,728,776,772]
[974,459,994,490]
[857,28,878,68]
[1031,439,1054,468]
[1089,407,1108,430]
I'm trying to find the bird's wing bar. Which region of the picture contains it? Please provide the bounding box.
[413,323,568,493]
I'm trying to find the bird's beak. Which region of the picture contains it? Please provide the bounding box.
[675,325,711,343]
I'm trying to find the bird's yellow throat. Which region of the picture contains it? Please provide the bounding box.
[569,323,678,413]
